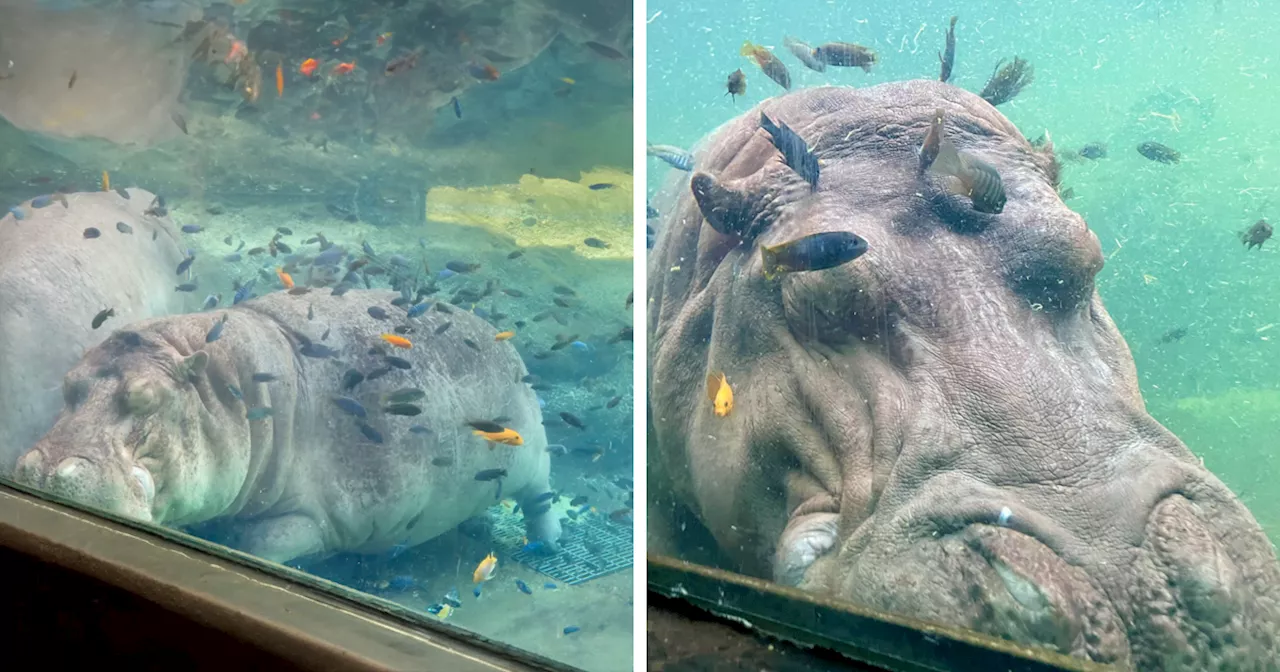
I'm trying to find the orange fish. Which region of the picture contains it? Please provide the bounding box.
[473,428,523,448]
[376,32,392,47]
[299,58,318,77]
[225,40,247,65]
[467,61,499,81]
[275,63,283,97]
[706,371,733,417]
[473,552,497,583]
[494,331,515,341]
[331,61,356,76]
[381,333,412,349]
[101,170,109,192]
[331,34,348,47]
[275,267,294,289]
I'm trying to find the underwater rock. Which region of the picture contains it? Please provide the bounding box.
[426,168,633,259]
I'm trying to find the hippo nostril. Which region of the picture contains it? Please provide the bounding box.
[14,450,45,484]
[990,556,1052,613]
[54,456,90,483]
[1149,495,1239,628]
[774,512,839,586]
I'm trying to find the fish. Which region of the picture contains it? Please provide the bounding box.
[589,183,614,190]
[331,61,356,76]
[468,420,505,433]
[272,268,293,289]
[367,306,391,321]
[381,333,412,349]
[761,231,868,281]
[474,468,507,481]
[1137,141,1180,164]
[584,41,626,59]
[726,68,746,100]
[467,61,500,81]
[91,308,115,329]
[918,108,945,175]
[101,171,109,192]
[251,372,278,383]
[234,280,255,305]
[7,206,25,221]
[451,96,462,119]
[385,355,412,370]
[385,49,422,76]
[741,41,790,90]
[927,135,1007,213]
[515,579,532,595]
[760,112,820,190]
[83,227,101,239]
[494,331,515,341]
[706,371,733,417]
[1078,143,1107,160]
[939,16,958,82]
[544,582,558,590]
[377,32,392,47]
[176,255,195,275]
[299,58,318,76]
[227,385,243,400]
[584,237,609,249]
[607,396,622,409]
[359,423,384,444]
[407,302,429,318]
[473,553,497,583]
[246,407,274,421]
[333,396,368,418]
[569,495,588,507]
[202,294,220,310]
[170,111,189,135]
[205,314,228,343]
[383,403,422,416]
[813,42,877,72]
[366,366,392,381]
[1159,327,1189,344]
[175,282,199,293]
[783,36,827,74]
[647,143,694,171]
[431,456,454,466]
[384,388,425,404]
[1242,219,1273,250]
[559,412,585,430]
[341,369,365,391]
[473,428,523,447]
[446,260,480,273]
[563,627,580,635]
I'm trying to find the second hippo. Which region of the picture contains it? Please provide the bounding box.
[14,289,561,563]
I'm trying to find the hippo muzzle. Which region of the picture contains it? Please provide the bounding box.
[14,449,154,523]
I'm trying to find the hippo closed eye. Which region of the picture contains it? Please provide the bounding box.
[648,82,1280,669]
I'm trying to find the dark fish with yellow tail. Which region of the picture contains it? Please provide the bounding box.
[927,135,1007,213]
[725,68,746,100]
[760,231,868,281]
[939,16,958,82]
[812,42,877,72]
[741,41,790,90]
[783,36,825,72]
[918,108,945,175]
[759,112,819,190]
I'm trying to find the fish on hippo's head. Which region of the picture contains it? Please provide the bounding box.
[648,81,1280,669]
[13,327,240,527]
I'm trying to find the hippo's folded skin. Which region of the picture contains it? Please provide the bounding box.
[14,290,560,563]
[647,82,1280,670]
[0,188,188,475]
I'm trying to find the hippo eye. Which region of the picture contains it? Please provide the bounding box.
[122,379,165,416]
[63,378,90,408]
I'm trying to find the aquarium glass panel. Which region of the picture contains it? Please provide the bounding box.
[0,1,633,669]
[646,1,1280,669]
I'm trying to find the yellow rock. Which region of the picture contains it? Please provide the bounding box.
[425,167,632,260]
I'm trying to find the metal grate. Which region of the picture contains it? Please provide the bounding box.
[488,505,633,585]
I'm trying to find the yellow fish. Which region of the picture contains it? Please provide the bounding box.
[436,604,453,620]
[473,428,524,447]
[560,77,575,85]
[706,371,733,417]
[473,552,497,583]
[101,170,109,192]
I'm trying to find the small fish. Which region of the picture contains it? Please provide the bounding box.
[569,495,588,507]
[333,396,367,417]
[467,61,500,81]
[234,281,255,305]
[366,366,392,381]
[383,403,422,416]
[927,135,1007,213]
[446,260,480,274]
[299,58,318,77]
[468,420,505,433]
[918,108,945,175]
[783,36,826,72]
[176,255,195,275]
[646,143,694,171]
[515,579,532,595]
[227,385,243,400]
[385,48,422,76]
[706,372,734,417]
[761,231,868,281]
[68,70,77,88]
[246,407,274,421]
[101,170,109,192]
[588,183,614,190]
[202,294,220,310]
[473,552,497,583]
[83,227,100,239]
[726,68,746,100]
[435,322,453,335]
[559,412,585,430]
[563,626,580,635]
[741,41,790,90]
[368,306,389,320]
[331,61,356,76]
[475,468,507,481]
[359,423,384,443]
[275,62,283,97]
[607,396,622,409]
[341,369,365,391]
[494,331,515,341]
[760,112,819,190]
[251,372,278,383]
[381,333,412,349]
[812,42,878,72]
[1242,219,1273,250]
[451,96,462,118]
[1078,143,1108,160]
[116,221,133,234]
[584,237,609,249]
[205,314,228,343]
[385,355,412,370]
[171,112,189,135]
[544,583,558,590]
[91,308,115,329]
[179,224,202,234]
[473,428,523,447]
[430,456,454,466]
[939,16,958,82]
[410,425,432,435]
[384,388,425,404]
[463,338,480,351]
[407,302,429,318]
[175,282,199,293]
[1159,327,1189,344]
[1137,141,1181,164]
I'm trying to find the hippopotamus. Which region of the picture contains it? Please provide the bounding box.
[647,82,1280,670]
[13,289,560,563]
[0,188,189,475]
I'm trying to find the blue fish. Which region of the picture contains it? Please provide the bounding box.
[7,206,24,220]
[233,280,255,305]
[227,384,243,400]
[451,96,461,118]
[205,315,227,343]
[246,406,273,421]
[515,579,532,595]
[543,582,557,590]
[437,269,457,280]
[473,307,489,319]
[313,247,345,266]
[409,424,431,434]
[407,302,429,318]
[176,255,195,275]
[202,294,220,310]
[570,341,590,351]
[388,254,411,267]
[563,626,580,635]
[181,224,203,233]
[362,240,377,258]
[30,195,53,208]
[359,423,384,444]
[333,396,367,417]
[521,540,545,554]
[388,575,415,591]
[473,585,482,598]
[444,587,462,608]
[223,253,242,262]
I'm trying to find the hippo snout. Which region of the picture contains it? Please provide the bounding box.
[13,449,154,523]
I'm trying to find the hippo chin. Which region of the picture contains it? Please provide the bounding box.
[648,82,1280,669]
[15,289,561,563]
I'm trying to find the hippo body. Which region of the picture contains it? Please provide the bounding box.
[0,188,188,474]
[15,289,560,563]
[648,82,1280,669]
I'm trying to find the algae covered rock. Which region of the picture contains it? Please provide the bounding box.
[426,167,632,259]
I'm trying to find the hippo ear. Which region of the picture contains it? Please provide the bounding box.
[172,350,209,383]
[690,172,771,241]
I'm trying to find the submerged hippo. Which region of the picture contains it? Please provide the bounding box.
[14,289,560,563]
[647,82,1280,669]
[0,188,189,475]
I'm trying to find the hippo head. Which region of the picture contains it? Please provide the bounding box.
[14,327,236,526]
[648,82,1280,668]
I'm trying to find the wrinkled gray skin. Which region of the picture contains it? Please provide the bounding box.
[648,82,1280,670]
[14,289,560,563]
[0,188,188,475]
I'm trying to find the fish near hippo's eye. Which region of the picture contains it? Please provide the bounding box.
[123,378,168,416]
